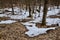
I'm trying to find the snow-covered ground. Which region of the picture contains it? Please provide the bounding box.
[22,22,57,37]
[47,9,60,16]
[21,6,60,37]
[8,12,29,19]
[0,20,16,24]
[25,26,56,37]
[46,18,60,25]
[0,14,7,17]
[0,6,60,37]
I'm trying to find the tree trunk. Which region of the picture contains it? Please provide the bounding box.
[11,0,14,15]
[38,4,41,17]
[11,4,14,15]
[26,4,28,11]
[28,4,31,17]
[41,0,48,26]
[56,0,59,9]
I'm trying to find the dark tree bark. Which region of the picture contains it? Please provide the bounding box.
[38,3,41,17]
[57,2,59,9]
[11,4,14,15]
[28,4,31,17]
[41,0,48,26]
[11,0,14,15]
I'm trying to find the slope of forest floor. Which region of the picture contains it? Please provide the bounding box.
[0,21,60,40]
[0,6,60,40]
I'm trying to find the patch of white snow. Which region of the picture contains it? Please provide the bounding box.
[0,20,16,24]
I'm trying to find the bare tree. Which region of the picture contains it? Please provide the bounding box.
[41,0,48,26]
[10,0,14,15]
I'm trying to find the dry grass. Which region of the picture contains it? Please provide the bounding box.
[0,17,10,21]
[48,15,60,18]
[0,15,60,40]
[0,22,60,40]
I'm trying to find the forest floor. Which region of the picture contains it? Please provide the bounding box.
[0,22,60,40]
[0,7,60,40]
[0,17,60,40]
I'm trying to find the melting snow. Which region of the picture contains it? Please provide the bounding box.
[29,17,42,23]
[46,18,60,25]
[0,20,16,24]
[0,6,60,37]
[25,27,56,37]
[47,9,60,16]
[22,22,56,37]
[8,13,29,19]
[0,14,7,17]
[21,21,57,37]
